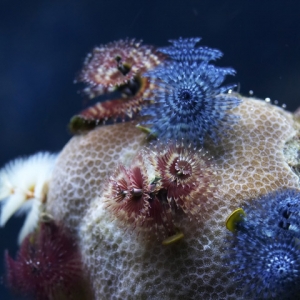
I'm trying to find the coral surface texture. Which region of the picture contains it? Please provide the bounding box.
[47,96,300,299]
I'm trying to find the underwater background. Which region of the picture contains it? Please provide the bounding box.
[1,0,300,299]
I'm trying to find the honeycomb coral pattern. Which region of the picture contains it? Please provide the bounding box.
[47,122,146,232]
[211,97,299,204]
[47,97,300,299]
[80,197,245,299]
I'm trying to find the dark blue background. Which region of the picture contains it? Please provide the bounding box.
[1,0,300,299]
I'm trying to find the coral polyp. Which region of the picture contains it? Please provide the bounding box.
[154,143,215,216]
[105,162,151,225]
[224,189,300,299]
[239,189,300,238]
[141,39,242,144]
[70,77,156,133]
[71,39,164,133]
[106,165,131,205]
[158,37,223,62]
[225,227,300,299]
[103,157,174,237]
[229,233,300,299]
[5,220,89,300]
[76,39,165,99]
[104,144,217,239]
[79,78,150,120]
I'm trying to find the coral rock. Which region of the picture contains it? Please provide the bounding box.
[47,96,300,299]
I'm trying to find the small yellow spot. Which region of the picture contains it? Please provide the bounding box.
[162,231,184,246]
[225,208,246,232]
[136,124,152,134]
[135,125,157,140]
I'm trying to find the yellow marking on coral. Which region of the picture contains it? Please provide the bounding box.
[225,208,246,232]
[162,231,184,246]
[135,124,152,134]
